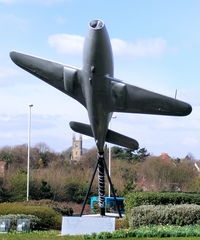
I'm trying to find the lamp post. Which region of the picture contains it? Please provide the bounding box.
[27,104,33,201]
[108,115,117,197]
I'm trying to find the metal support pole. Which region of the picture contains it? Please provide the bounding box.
[103,157,122,218]
[80,149,121,217]
[108,116,116,197]
[27,104,33,201]
[108,143,111,197]
[80,159,99,216]
[98,152,105,216]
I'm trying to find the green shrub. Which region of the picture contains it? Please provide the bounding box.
[96,231,112,239]
[8,173,27,202]
[115,218,129,229]
[125,192,200,214]
[0,203,61,230]
[19,199,73,216]
[83,225,200,239]
[129,204,200,227]
[64,181,89,203]
[112,229,128,238]
[7,172,55,202]
[0,214,40,230]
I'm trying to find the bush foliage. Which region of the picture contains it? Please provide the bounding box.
[83,225,200,239]
[64,181,89,204]
[7,172,54,202]
[129,204,200,227]
[1,143,199,203]
[0,203,61,230]
[125,192,200,214]
[115,218,129,230]
[19,199,73,216]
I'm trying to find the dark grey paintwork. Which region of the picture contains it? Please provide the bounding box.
[10,19,192,153]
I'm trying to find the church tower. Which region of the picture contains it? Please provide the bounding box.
[71,134,83,162]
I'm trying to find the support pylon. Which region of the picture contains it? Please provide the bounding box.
[80,151,122,218]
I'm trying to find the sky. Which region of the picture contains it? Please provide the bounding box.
[0,0,200,159]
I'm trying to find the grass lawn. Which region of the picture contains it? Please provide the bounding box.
[1,232,200,240]
[0,231,82,240]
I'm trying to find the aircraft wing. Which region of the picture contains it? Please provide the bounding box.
[111,78,192,116]
[10,51,85,106]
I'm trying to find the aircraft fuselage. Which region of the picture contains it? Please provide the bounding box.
[82,20,113,152]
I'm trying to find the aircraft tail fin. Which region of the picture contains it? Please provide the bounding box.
[69,121,139,150]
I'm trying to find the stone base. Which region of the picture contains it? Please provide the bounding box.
[61,215,116,236]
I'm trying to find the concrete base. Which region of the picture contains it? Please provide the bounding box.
[61,215,116,236]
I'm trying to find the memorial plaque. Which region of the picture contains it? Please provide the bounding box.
[0,219,10,233]
[17,219,30,232]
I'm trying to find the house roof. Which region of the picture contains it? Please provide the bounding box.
[160,152,172,163]
[0,162,6,167]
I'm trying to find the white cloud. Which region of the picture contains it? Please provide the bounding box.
[0,67,21,79]
[48,33,167,58]
[182,137,199,147]
[178,90,200,107]
[48,34,84,55]
[0,67,24,88]
[111,38,167,58]
[0,116,11,122]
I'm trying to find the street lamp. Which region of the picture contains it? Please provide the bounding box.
[27,104,33,201]
[108,115,117,197]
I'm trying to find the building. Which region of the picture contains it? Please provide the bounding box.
[0,162,6,176]
[160,152,172,163]
[71,134,83,162]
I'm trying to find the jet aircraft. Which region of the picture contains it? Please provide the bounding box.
[10,19,192,216]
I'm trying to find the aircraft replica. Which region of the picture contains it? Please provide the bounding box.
[10,19,192,217]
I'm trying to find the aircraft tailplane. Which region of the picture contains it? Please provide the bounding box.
[69,121,139,150]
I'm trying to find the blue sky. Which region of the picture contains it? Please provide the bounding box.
[0,0,200,158]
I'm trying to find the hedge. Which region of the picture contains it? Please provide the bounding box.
[19,199,73,216]
[0,203,61,230]
[125,192,200,214]
[129,204,200,227]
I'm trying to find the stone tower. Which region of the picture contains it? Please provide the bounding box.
[71,134,83,162]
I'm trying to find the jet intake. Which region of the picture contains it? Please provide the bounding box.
[90,20,104,29]
[69,121,139,150]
